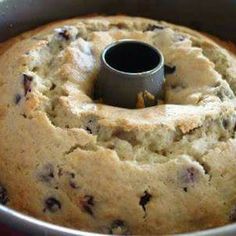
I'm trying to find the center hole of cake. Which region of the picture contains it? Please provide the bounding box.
[104,41,160,73]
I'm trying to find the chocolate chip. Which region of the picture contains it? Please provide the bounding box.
[85,126,92,134]
[44,197,61,212]
[50,83,56,91]
[69,172,79,188]
[58,29,71,40]
[21,113,27,119]
[144,24,164,32]
[229,206,236,222]
[183,187,188,192]
[38,164,54,183]
[80,195,94,216]
[84,120,93,134]
[109,220,129,235]
[181,167,199,184]
[139,191,152,212]
[70,181,76,188]
[15,94,22,104]
[0,186,8,205]
[164,65,176,75]
[70,181,80,189]
[23,74,33,96]
[83,118,98,135]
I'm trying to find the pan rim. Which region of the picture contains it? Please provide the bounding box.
[0,205,236,236]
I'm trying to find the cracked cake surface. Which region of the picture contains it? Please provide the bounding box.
[0,16,236,234]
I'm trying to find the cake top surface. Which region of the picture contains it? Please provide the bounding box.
[0,16,236,235]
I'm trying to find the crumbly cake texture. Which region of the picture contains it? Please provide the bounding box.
[0,16,236,235]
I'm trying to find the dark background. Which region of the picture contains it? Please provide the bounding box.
[0,0,236,42]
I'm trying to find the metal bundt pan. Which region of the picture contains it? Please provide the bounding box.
[0,0,236,235]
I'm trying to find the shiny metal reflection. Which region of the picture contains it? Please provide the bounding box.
[95,40,164,109]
